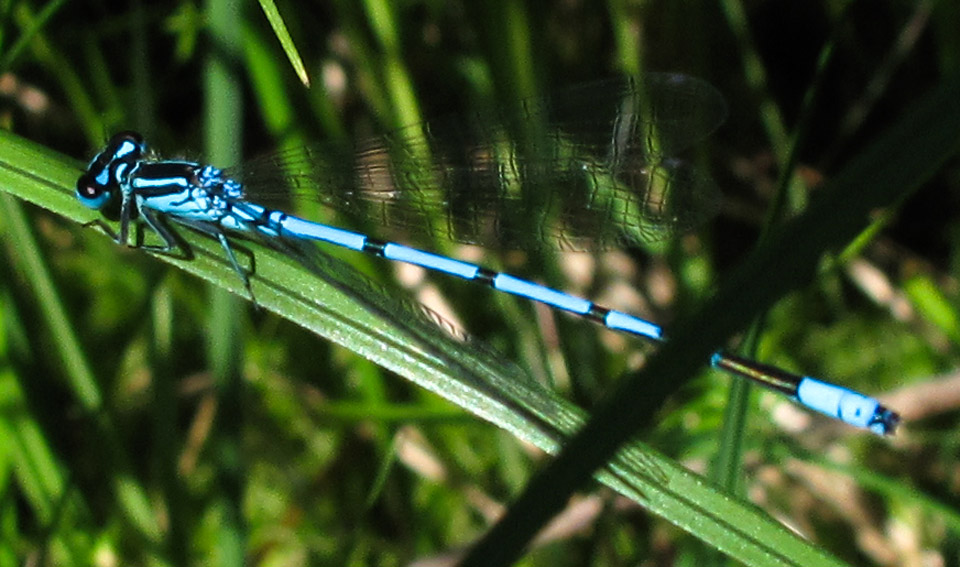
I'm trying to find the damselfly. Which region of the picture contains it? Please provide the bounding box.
[75,75,900,435]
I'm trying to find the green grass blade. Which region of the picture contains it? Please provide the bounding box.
[205,0,247,564]
[0,136,162,544]
[0,0,69,73]
[0,129,860,566]
[257,0,310,87]
[460,75,960,567]
[0,193,102,410]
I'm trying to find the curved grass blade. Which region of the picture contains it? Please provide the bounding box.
[0,130,857,566]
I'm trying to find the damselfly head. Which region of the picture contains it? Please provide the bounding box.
[76,131,146,213]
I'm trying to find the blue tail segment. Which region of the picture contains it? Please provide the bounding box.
[75,123,901,435]
[380,243,481,280]
[711,351,899,435]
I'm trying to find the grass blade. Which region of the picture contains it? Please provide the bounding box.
[0,128,864,566]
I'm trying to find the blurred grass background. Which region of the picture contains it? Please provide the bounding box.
[1,1,959,566]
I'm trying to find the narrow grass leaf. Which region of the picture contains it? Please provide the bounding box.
[0,130,853,566]
[257,0,310,86]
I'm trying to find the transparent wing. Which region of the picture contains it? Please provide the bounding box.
[230,74,727,250]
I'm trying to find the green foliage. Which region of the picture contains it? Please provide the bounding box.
[0,1,958,566]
